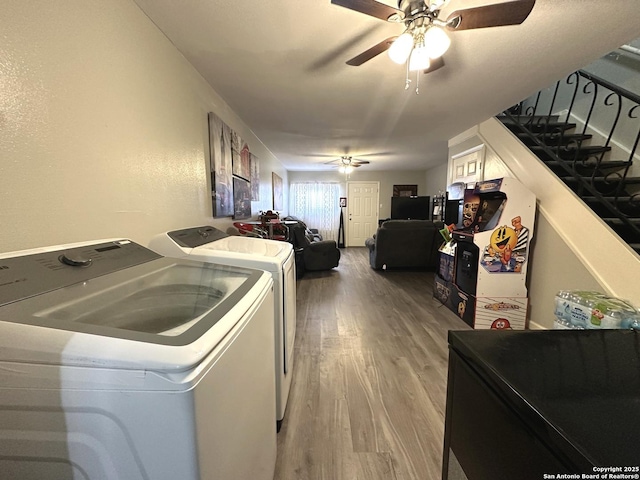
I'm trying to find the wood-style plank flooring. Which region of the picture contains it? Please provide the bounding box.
[274,247,470,480]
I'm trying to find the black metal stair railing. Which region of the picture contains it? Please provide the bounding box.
[499,68,640,253]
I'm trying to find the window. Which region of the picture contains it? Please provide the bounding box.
[289,182,340,241]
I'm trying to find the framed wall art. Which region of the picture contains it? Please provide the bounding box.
[272,172,283,211]
[393,184,418,197]
[250,153,260,201]
[231,130,251,180]
[208,112,234,217]
[233,176,252,220]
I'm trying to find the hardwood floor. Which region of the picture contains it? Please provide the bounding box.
[274,247,470,480]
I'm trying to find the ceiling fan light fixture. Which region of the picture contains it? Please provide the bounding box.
[424,25,450,58]
[388,32,414,64]
[408,45,430,71]
[339,165,354,174]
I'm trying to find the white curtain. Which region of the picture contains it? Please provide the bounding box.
[289,182,341,241]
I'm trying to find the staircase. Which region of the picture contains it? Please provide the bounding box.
[498,70,640,254]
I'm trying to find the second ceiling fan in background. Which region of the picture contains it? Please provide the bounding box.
[332,0,535,92]
[325,156,370,173]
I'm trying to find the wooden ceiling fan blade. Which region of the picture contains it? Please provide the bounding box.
[446,0,535,31]
[352,160,370,165]
[331,0,403,22]
[346,37,396,66]
[424,56,445,74]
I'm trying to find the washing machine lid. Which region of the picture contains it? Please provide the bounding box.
[0,240,268,371]
[200,235,289,257]
[164,226,292,270]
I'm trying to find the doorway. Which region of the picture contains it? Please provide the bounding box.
[346,182,379,247]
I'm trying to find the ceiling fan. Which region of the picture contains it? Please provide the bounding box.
[325,156,370,172]
[332,0,535,91]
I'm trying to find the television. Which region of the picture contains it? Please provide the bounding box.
[390,196,431,220]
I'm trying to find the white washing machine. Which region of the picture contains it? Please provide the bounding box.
[0,239,276,480]
[149,226,296,428]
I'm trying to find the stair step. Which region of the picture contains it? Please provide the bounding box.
[601,218,640,245]
[518,132,592,146]
[505,122,577,135]
[531,145,612,161]
[545,160,628,176]
[601,217,640,225]
[545,159,626,169]
[581,196,640,216]
[561,176,640,185]
[560,176,640,195]
[499,114,561,124]
[580,195,640,202]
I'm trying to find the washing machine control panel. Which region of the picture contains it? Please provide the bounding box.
[0,240,161,307]
[168,226,229,248]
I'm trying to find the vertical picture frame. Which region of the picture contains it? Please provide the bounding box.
[208,112,234,217]
[231,131,251,180]
[272,172,283,211]
[233,177,252,219]
[250,153,260,201]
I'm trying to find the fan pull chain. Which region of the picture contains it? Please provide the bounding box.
[415,71,420,95]
[404,61,411,90]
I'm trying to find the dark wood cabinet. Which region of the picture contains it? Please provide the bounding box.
[442,330,640,479]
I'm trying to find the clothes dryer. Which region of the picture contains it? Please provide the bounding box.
[0,239,276,480]
[149,226,296,428]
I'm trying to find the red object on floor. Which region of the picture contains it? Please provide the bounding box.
[233,222,268,238]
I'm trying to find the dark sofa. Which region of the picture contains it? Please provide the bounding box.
[364,219,444,270]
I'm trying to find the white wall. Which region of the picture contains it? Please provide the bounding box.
[0,0,287,253]
[424,162,448,199]
[289,170,428,220]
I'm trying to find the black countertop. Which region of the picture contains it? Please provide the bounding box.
[448,329,640,468]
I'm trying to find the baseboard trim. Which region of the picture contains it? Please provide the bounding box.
[528,320,548,330]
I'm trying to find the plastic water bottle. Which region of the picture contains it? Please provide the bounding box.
[621,311,640,330]
[554,291,574,327]
[570,292,592,329]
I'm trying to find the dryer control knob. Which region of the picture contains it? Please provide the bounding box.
[59,253,93,267]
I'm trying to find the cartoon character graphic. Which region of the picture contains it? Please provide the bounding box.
[491,318,512,330]
[462,195,480,228]
[510,216,529,272]
[482,225,518,272]
[434,282,450,303]
[482,216,530,273]
[457,299,467,318]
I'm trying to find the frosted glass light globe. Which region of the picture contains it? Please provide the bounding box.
[424,26,451,59]
[388,32,414,64]
[408,47,431,71]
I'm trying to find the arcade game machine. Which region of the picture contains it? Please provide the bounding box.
[434,178,536,329]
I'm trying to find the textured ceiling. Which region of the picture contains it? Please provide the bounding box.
[133,0,640,171]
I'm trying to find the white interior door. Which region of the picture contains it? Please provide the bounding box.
[346,182,379,247]
[450,145,484,187]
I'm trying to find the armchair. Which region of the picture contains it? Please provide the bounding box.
[289,223,340,272]
[282,216,323,242]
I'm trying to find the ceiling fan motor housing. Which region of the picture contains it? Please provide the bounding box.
[396,0,439,29]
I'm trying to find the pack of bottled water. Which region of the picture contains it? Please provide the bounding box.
[553,290,640,330]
